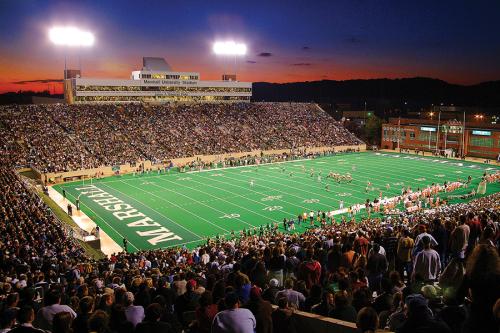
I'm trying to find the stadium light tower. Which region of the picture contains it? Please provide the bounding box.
[213,41,247,80]
[49,26,95,79]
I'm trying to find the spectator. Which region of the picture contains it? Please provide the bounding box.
[271,297,295,333]
[35,291,76,331]
[412,236,441,283]
[356,307,379,333]
[72,296,94,333]
[122,292,144,328]
[193,291,218,333]
[135,303,172,333]
[9,306,45,333]
[0,308,18,333]
[396,229,414,280]
[462,245,500,333]
[396,294,451,333]
[52,312,73,333]
[310,290,334,316]
[275,279,305,310]
[262,280,280,305]
[449,215,470,259]
[298,249,321,289]
[87,310,110,333]
[245,287,273,333]
[329,291,357,322]
[366,244,388,293]
[212,292,256,333]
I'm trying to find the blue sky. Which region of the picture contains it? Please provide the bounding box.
[1,0,499,92]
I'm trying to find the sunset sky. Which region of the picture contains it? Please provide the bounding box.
[1,0,499,94]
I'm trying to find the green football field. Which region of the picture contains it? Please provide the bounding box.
[53,152,500,252]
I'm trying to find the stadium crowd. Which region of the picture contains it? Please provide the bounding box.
[0,164,498,333]
[0,102,498,333]
[0,103,362,172]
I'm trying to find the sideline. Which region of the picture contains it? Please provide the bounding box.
[47,187,124,256]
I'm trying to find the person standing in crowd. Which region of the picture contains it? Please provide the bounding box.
[397,294,451,333]
[449,215,470,259]
[298,249,321,289]
[366,244,388,293]
[275,279,305,310]
[212,292,256,333]
[245,287,273,333]
[396,229,414,279]
[10,307,46,333]
[123,292,144,327]
[430,218,448,268]
[35,291,77,331]
[122,237,128,253]
[135,303,172,333]
[412,236,441,283]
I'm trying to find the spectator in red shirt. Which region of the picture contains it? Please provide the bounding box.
[298,249,321,289]
[354,231,370,257]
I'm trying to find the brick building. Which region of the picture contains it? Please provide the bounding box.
[381,118,500,159]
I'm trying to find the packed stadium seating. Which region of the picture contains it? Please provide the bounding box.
[0,103,498,333]
[0,103,363,172]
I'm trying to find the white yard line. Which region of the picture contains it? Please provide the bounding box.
[100,182,210,238]
[113,181,232,234]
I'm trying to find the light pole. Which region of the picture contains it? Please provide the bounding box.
[213,41,247,79]
[49,26,94,80]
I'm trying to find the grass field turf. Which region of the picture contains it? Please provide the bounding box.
[53,152,500,252]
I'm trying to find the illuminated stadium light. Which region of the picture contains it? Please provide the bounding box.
[213,41,247,55]
[49,27,95,47]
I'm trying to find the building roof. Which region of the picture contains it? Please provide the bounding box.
[142,57,172,71]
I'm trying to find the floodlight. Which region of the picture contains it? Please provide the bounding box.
[49,27,94,47]
[213,41,247,55]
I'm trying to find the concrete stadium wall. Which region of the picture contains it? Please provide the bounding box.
[276,307,391,333]
[40,144,366,184]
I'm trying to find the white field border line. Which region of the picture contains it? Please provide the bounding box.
[191,170,327,211]
[46,187,123,255]
[375,152,500,171]
[183,158,311,174]
[64,187,140,251]
[200,170,333,210]
[357,153,500,179]
[80,155,332,184]
[49,151,498,187]
[151,177,279,227]
[362,154,496,181]
[99,182,208,239]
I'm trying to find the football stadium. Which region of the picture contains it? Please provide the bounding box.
[1,2,500,333]
[51,152,499,252]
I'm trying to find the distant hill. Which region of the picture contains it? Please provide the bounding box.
[252,77,500,111]
[0,91,63,105]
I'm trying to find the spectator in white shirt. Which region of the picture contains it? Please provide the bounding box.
[35,290,77,331]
